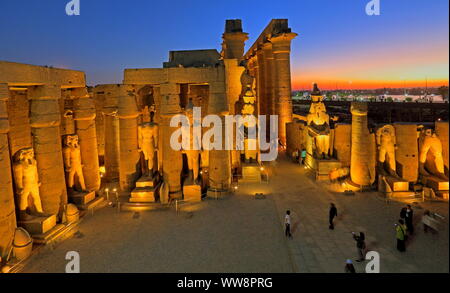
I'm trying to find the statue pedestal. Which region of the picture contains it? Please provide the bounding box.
[239,164,261,183]
[69,191,104,211]
[424,176,449,191]
[183,184,202,202]
[130,176,155,203]
[19,215,56,235]
[309,157,341,181]
[384,176,409,192]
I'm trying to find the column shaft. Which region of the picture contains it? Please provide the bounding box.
[0,84,16,259]
[28,84,67,215]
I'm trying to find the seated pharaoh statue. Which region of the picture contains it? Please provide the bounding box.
[307,83,331,159]
[138,106,159,177]
[418,127,448,181]
[376,125,399,177]
[12,148,44,220]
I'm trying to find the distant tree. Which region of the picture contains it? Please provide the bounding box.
[386,97,393,102]
[438,86,449,101]
[405,97,413,102]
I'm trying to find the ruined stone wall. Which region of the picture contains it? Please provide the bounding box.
[286,120,306,157]
[334,123,351,167]
[7,90,32,156]
[394,123,419,182]
[435,121,449,177]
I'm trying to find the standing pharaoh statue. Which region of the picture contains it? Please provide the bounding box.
[138,106,159,177]
[183,98,201,183]
[376,125,398,176]
[12,148,43,220]
[63,134,86,191]
[418,127,447,180]
[306,84,331,159]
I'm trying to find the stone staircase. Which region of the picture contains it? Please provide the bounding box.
[239,164,261,183]
[129,175,156,203]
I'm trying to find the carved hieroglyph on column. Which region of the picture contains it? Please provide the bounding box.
[271,32,297,146]
[160,83,183,199]
[117,85,141,191]
[208,81,231,191]
[28,85,67,216]
[350,102,375,186]
[0,84,17,258]
[73,88,100,192]
[62,134,86,191]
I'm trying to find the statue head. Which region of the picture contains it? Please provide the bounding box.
[64,134,79,148]
[15,148,35,164]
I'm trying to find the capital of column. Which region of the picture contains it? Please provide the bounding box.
[73,87,96,121]
[270,32,298,54]
[28,84,61,128]
[117,85,140,119]
[350,102,368,116]
[222,32,249,43]
[0,84,10,134]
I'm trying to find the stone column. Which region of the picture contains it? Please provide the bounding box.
[28,84,67,216]
[256,47,266,116]
[73,88,100,192]
[350,102,374,186]
[271,32,297,145]
[0,84,17,259]
[117,85,141,191]
[208,81,231,191]
[222,19,248,60]
[103,88,120,181]
[262,42,276,116]
[160,83,183,199]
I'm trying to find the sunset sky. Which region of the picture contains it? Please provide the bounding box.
[0,0,448,90]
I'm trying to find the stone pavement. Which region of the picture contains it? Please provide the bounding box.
[20,154,448,273]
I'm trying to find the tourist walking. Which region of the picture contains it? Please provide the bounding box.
[400,207,407,221]
[352,232,366,262]
[345,259,356,273]
[329,203,338,230]
[300,149,307,165]
[405,205,414,234]
[285,210,292,239]
[395,219,407,252]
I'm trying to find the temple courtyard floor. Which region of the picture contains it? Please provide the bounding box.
[21,154,448,273]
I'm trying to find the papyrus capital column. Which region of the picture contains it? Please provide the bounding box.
[350,102,375,186]
[262,42,275,116]
[103,87,120,181]
[208,81,231,191]
[28,84,67,215]
[72,87,100,192]
[160,83,183,199]
[271,32,297,145]
[222,19,249,60]
[0,84,17,258]
[117,85,140,191]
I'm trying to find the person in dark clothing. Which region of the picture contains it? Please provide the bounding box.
[352,232,366,262]
[405,205,414,234]
[285,210,292,239]
[345,259,356,273]
[400,207,407,220]
[329,203,338,230]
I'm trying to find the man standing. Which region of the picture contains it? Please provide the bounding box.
[352,232,366,262]
[405,205,414,234]
[285,210,292,239]
[329,203,338,230]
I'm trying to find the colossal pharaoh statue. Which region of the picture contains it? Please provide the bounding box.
[307,84,331,159]
[12,148,43,220]
[376,125,398,176]
[419,127,447,180]
[63,134,86,191]
[138,106,159,177]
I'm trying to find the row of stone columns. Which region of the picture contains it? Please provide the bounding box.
[246,32,296,146]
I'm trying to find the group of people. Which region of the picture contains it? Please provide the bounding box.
[283,203,420,273]
[292,149,307,165]
[396,204,414,252]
